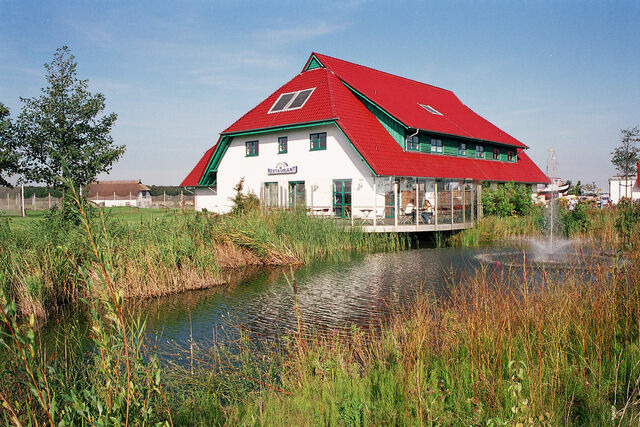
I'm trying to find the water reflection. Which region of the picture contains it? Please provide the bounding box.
[130,247,483,350]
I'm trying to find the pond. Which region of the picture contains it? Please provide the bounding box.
[43,241,602,362]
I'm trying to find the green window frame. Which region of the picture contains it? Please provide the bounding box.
[492,148,500,160]
[278,136,288,154]
[407,135,420,151]
[288,181,305,207]
[458,143,466,156]
[332,179,352,218]
[310,132,327,151]
[431,138,443,153]
[475,145,484,158]
[508,150,515,162]
[245,140,258,157]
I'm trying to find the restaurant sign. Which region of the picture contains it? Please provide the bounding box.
[268,161,298,175]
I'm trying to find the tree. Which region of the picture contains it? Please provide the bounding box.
[611,126,640,199]
[0,102,19,187]
[16,46,124,190]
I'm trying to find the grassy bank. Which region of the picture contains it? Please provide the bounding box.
[452,204,632,250]
[159,254,639,425]
[0,206,404,320]
[2,192,640,425]
[3,242,638,424]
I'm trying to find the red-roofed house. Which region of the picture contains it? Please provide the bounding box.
[181,53,549,230]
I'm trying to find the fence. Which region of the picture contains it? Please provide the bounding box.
[0,188,195,212]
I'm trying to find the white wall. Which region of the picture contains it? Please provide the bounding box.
[195,124,376,215]
[609,177,640,204]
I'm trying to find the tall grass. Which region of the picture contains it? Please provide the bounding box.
[165,251,640,425]
[0,206,404,320]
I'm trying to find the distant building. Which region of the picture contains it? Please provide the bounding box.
[609,175,640,204]
[85,180,152,207]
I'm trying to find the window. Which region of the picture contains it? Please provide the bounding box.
[407,135,419,151]
[492,148,500,160]
[245,140,258,157]
[418,104,444,116]
[475,145,484,158]
[310,132,327,150]
[458,143,466,156]
[508,150,515,162]
[431,139,443,153]
[288,181,305,207]
[333,179,352,218]
[268,88,316,113]
[278,136,288,154]
[263,182,278,207]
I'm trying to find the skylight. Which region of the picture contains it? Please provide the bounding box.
[269,88,316,113]
[419,104,443,116]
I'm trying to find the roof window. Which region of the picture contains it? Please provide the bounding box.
[269,88,316,113]
[419,104,443,116]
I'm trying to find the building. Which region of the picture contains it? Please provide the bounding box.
[181,53,548,230]
[609,163,640,204]
[85,180,152,207]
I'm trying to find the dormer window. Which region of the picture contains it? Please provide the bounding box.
[419,104,443,116]
[269,88,316,113]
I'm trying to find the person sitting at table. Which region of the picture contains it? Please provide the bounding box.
[421,199,434,224]
[404,199,415,223]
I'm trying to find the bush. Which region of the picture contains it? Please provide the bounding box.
[482,182,534,217]
[229,178,260,215]
[561,202,591,236]
[614,199,640,248]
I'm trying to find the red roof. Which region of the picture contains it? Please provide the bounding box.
[180,144,216,186]
[313,52,527,148]
[181,53,549,185]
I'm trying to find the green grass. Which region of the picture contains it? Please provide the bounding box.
[2,199,640,425]
[164,254,640,425]
[0,206,404,320]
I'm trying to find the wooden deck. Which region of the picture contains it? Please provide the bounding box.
[362,222,474,233]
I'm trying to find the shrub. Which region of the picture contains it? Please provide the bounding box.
[229,178,260,215]
[481,182,534,217]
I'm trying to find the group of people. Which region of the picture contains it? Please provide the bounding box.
[404,198,434,224]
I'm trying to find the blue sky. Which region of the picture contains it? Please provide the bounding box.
[1,0,639,188]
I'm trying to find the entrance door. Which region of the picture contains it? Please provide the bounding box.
[333,179,352,218]
[288,181,305,208]
[263,182,278,208]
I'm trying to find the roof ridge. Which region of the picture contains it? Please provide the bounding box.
[313,52,454,94]
[325,69,339,119]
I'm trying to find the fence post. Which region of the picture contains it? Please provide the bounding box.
[32,193,35,207]
[48,193,51,209]
[450,182,454,227]
[114,191,116,201]
[434,180,438,226]
[373,179,377,227]
[21,183,25,217]
[393,179,398,227]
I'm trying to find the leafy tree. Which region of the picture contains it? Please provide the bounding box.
[0,102,19,187]
[16,46,125,190]
[611,126,640,199]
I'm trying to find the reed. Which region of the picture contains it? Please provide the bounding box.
[168,249,640,425]
[0,206,404,320]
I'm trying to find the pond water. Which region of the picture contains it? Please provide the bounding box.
[43,241,604,362]
[129,246,483,351]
